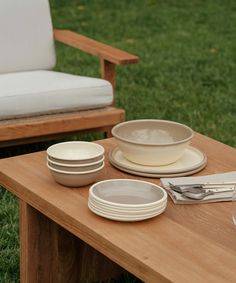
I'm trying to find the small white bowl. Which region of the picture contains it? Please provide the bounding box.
[47,141,104,164]
[47,162,104,187]
[47,160,104,172]
[112,119,193,166]
[47,155,104,167]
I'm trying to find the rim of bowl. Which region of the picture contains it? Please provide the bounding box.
[111,119,193,146]
[47,155,105,167]
[89,179,167,207]
[46,141,105,161]
[47,161,104,175]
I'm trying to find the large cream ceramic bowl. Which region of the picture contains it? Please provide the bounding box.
[112,119,193,166]
[47,141,104,165]
[47,162,104,187]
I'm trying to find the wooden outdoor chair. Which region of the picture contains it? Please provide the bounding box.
[0,0,138,147]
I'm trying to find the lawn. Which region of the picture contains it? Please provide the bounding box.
[0,0,236,282]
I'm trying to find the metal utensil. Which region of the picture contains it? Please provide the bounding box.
[182,191,214,200]
[170,181,236,188]
[182,187,234,200]
[168,182,235,192]
[168,182,204,194]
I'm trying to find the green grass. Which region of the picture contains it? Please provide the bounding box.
[1,0,236,282]
[0,191,19,283]
[51,0,236,147]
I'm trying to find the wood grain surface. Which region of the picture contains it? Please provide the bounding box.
[0,28,138,147]
[54,29,139,65]
[0,133,236,283]
[54,29,139,91]
[0,107,124,146]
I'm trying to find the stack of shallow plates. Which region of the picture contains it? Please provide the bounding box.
[88,179,167,221]
[47,141,105,187]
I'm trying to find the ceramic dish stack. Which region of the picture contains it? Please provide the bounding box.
[47,141,105,187]
[110,120,207,177]
[88,179,167,221]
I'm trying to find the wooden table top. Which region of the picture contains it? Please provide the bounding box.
[0,133,236,283]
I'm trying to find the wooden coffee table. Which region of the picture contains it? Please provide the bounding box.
[0,133,236,283]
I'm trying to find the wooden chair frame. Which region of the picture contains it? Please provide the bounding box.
[0,29,138,147]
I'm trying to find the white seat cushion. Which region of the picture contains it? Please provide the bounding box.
[0,70,113,120]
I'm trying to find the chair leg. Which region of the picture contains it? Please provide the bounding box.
[104,126,113,138]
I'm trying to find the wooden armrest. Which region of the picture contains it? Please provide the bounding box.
[54,29,139,65]
[54,29,139,102]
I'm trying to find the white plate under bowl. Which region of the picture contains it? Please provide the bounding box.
[109,146,207,175]
[89,179,167,208]
[109,160,207,178]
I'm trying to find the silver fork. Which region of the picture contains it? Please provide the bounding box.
[168,182,235,194]
[168,182,204,194]
[183,187,235,200]
[170,181,236,188]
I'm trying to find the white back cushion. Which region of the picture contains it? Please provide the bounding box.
[0,0,56,73]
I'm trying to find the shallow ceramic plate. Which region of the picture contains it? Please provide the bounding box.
[109,146,207,176]
[88,201,166,222]
[89,194,166,211]
[88,197,166,215]
[109,161,207,178]
[89,179,167,208]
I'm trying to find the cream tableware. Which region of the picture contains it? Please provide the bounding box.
[47,158,104,172]
[88,202,166,222]
[109,146,207,177]
[109,161,207,178]
[88,179,167,221]
[47,141,104,164]
[112,119,193,166]
[89,198,167,215]
[47,155,104,167]
[90,179,167,207]
[89,194,166,211]
[47,162,104,187]
[46,141,105,187]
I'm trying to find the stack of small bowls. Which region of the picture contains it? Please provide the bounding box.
[47,141,105,187]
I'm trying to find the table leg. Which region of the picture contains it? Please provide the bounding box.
[20,200,124,282]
